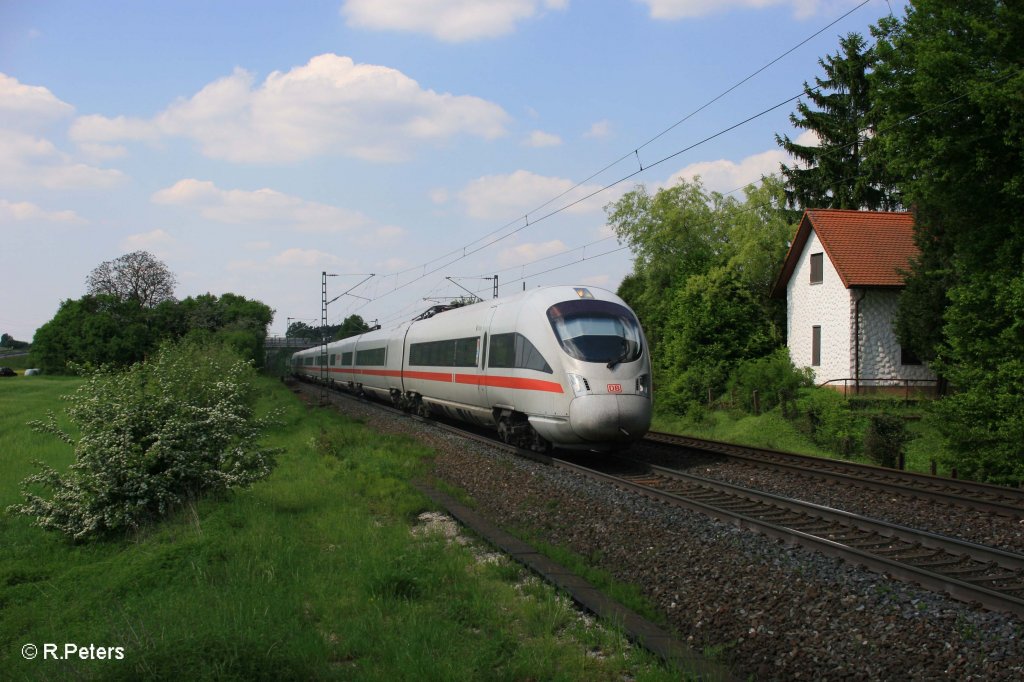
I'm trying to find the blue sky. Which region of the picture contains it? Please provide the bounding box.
[1,0,905,341]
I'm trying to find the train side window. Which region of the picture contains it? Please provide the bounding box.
[488,333,552,374]
[410,340,452,366]
[410,337,479,366]
[356,347,387,366]
[341,351,353,365]
[488,333,514,368]
[329,354,336,366]
[454,337,479,367]
[516,335,552,373]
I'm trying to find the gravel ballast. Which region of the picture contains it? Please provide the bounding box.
[304,385,1024,680]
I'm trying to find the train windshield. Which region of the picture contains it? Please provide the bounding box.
[546,300,642,365]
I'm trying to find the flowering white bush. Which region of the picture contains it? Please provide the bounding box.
[8,341,280,540]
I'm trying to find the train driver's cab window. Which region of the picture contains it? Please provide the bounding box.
[810,253,824,284]
[546,300,642,364]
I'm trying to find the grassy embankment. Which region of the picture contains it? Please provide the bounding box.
[0,352,33,373]
[651,388,953,477]
[0,375,684,681]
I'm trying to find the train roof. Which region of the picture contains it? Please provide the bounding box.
[291,285,628,356]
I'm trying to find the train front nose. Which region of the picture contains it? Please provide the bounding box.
[568,394,652,443]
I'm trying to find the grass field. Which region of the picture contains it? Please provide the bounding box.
[0,375,684,680]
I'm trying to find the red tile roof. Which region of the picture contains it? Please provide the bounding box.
[771,209,919,298]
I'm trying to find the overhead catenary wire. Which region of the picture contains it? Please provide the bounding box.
[317,2,932,325]
[341,2,880,304]
[408,65,1021,310]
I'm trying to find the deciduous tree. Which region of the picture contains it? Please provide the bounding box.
[86,250,177,307]
[871,0,1024,482]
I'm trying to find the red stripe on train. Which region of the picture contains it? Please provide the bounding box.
[311,366,563,393]
[454,373,564,393]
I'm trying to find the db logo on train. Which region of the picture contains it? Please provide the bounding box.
[607,383,622,393]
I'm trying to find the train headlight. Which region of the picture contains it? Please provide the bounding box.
[635,373,651,397]
[567,373,591,397]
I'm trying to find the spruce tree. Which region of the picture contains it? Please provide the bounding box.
[776,32,898,211]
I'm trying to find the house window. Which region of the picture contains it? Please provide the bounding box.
[901,346,922,366]
[810,253,823,284]
[811,326,821,366]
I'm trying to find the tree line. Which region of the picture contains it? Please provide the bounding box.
[31,251,274,373]
[612,0,1021,483]
[285,315,372,343]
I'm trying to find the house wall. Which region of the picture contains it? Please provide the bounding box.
[854,288,937,384]
[786,229,851,385]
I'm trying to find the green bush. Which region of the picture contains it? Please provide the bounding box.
[8,340,280,540]
[795,388,864,458]
[864,414,909,468]
[727,347,813,414]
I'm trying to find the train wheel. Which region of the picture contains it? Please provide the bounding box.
[497,418,512,444]
[529,429,552,453]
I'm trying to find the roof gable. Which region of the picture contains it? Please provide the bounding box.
[771,209,918,297]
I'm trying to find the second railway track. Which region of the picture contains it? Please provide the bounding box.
[558,457,1024,618]
[643,431,1024,518]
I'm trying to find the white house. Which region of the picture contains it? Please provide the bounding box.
[771,209,937,393]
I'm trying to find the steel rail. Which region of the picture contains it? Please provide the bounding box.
[644,431,1024,518]
[552,457,1024,618]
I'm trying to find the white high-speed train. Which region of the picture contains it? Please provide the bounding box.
[291,286,652,451]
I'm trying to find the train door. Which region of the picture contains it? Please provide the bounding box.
[477,306,497,409]
[482,300,522,414]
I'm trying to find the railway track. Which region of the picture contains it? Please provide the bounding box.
[294,379,1024,617]
[643,431,1024,518]
[559,458,1024,618]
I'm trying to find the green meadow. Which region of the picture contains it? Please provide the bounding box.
[0,375,682,681]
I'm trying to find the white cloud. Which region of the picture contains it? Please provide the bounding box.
[120,229,176,256]
[227,247,358,275]
[637,0,822,20]
[584,119,611,138]
[152,178,384,233]
[0,199,85,225]
[497,239,568,266]
[0,73,74,128]
[428,187,450,205]
[341,0,568,42]
[523,130,562,148]
[0,129,126,190]
[793,129,821,147]
[354,225,406,246]
[458,170,605,220]
[665,148,789,194]
[379,256,411,272]
[71,54,511,163]
[269,248,352,269]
